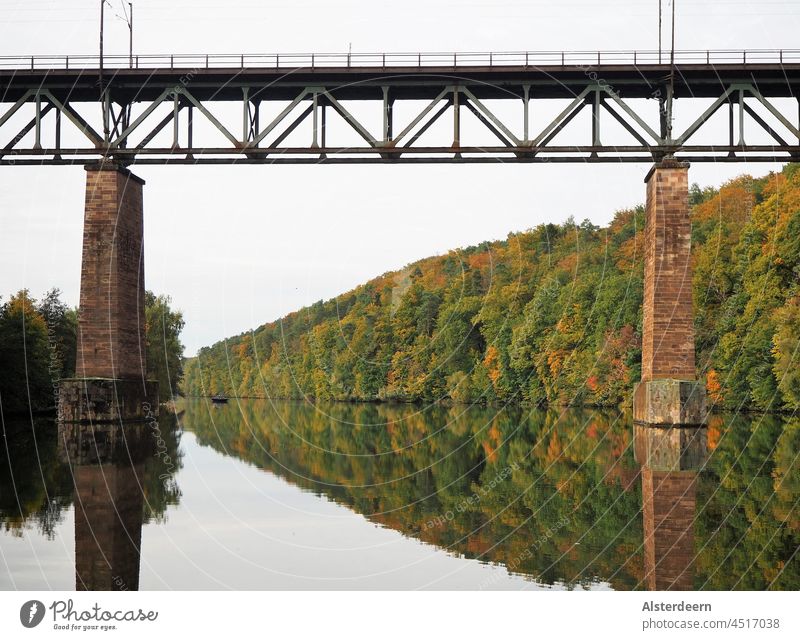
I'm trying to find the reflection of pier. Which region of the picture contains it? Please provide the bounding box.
[58,422,152,591]
[634,424,707,590]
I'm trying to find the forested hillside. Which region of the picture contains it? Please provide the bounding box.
[184,164,800,411]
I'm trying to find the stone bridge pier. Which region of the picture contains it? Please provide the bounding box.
[634,159,707,427]
[59,163,157,423]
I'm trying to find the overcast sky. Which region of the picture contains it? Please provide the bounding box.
[1,0,799,355]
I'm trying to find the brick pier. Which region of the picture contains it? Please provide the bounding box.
[59,163,157,422]
[633,160,706,426]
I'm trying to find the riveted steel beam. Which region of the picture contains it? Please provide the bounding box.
[2,66,800,163]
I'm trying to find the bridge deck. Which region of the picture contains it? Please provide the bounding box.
[2,51,800,164]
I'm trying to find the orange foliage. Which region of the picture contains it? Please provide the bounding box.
[693,177,754,225]
[546,433,563,463]
[481,422,502,464]
[706,369,723,404]
[614,233,643,271]
[557,253,578,272]
[706,414,725,451]
[467,252,491,271]
[465,534,491,555]
[547,350,565,377]
[483,345,501,386]
[234,342,248,359]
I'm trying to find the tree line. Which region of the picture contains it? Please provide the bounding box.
[0,289,185,415]
[183,163,800,412]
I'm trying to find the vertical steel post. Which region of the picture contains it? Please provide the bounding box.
[34,92,42,149]
[173,92,179,147]
[312,91,319,148]
[103,89,111,144]
[738,89,744,146]
[665,84,673,143]
[320,103,326,155]
[242,87,249,143]
[187,104,193,151]
[253,100,259,144]
[453,88,460,148]
[728,99,735,156]
[387,98,393,141]
[54,109,62,158]
[523,84,530,142]
[382,86,390,143]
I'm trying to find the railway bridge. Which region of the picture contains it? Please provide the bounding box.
[4,49,799,425]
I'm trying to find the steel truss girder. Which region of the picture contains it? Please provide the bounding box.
[2,80,800,164]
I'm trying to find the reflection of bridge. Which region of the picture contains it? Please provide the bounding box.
[2,50,800,164]
[0,51,733,429]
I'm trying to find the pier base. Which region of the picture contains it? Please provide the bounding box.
[633,379,706,426]
[59,378,158,423]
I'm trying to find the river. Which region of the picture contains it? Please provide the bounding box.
[1,399,797,590]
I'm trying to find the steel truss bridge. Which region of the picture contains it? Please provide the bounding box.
[2,50,800,165]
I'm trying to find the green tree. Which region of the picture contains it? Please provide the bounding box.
[145,291,186,399]
[0,290,51,414]
[36,288,78,379]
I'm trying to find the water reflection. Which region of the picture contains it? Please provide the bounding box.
[634,424,707,590]
[182,400,798,590]
[59,422,153,590]
[1,413,182,590]
[1,401,797,590]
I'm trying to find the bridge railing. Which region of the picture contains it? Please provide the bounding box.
[2,50,800,71]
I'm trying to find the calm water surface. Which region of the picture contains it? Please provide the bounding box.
[1,400,798,590]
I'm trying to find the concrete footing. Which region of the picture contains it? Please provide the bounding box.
[58,378,158,423]
[633,379,707,427]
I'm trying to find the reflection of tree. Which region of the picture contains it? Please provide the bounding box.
[184,400,799,590]
[185,400,644,589]
[773,419,800,534]
[0,419,73,538]
[696,415,800,590]
[0,413,183,538]
[140,411,183,524]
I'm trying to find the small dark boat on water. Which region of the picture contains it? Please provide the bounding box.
[211,394,229,404]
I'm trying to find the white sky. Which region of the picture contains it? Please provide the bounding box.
[1,0,799,355]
